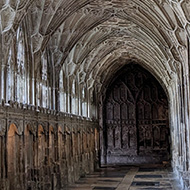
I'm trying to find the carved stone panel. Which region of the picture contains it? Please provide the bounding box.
[105,64,170,164]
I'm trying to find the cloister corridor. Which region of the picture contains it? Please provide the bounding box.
[1,0,190,189]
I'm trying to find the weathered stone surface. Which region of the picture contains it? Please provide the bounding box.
[0,105,99,190]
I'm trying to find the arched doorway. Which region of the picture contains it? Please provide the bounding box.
[104,64,170,164]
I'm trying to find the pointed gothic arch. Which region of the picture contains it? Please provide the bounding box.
[102,63,170,164]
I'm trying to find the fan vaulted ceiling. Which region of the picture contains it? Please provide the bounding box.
[0,0,189,92]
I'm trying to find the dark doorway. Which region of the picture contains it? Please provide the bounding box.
[104,64,170,164]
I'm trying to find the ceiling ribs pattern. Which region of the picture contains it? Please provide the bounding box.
[0,0,189,93]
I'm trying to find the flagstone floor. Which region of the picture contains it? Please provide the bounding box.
[64,164,182,190]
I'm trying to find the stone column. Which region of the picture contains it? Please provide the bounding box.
[0,63,6,102]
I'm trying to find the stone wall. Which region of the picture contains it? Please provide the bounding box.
[0,104,99,190]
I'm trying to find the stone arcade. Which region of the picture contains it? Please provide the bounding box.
[0,0,190,189]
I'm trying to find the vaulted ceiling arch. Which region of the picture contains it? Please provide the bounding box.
[0,0,189,94]
[45,0,187,91]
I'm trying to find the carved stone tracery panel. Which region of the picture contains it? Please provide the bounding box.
[105,64,170,164]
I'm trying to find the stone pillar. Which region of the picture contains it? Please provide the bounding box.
[0,64,6,102]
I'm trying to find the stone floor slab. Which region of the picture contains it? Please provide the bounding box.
[64,165,182,190]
